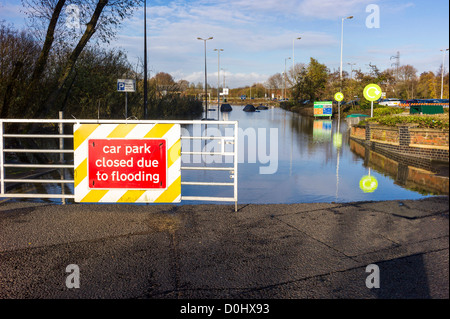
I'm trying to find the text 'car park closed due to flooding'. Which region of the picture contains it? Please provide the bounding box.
[74,123,181,203]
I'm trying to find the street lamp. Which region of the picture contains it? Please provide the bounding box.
[143,0,148,119]
[440,48,449,99]
[340,16,353,85]
[293,37,301,78]
[197,37,213,119]
[284,57,291,100]
[214,48,223,120]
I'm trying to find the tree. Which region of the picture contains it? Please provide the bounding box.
[0,23,41,118]
[416,71,437,99]
[21,0,141,118]
[395,65,417,99]
[293,58,328,101]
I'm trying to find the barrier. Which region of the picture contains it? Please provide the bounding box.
[0,118,239,211]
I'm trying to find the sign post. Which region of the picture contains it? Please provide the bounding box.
[334,92,344,131]
[117,79,136,119]
[363,84,382,117]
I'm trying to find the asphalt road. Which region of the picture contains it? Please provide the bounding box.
[0,196,448,302]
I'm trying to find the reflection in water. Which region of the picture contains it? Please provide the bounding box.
[5,105,447,204]
[350,139,449,196]
[313,120,332,142]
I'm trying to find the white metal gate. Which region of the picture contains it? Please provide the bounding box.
[0,118,238,211]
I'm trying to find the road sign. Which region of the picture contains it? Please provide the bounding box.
[334,92,344,102]
[359,175,378,193]
[363,84,382,101]
[117,79,136,92]
[88,139,167,189]
[74,123,181,203]
[314,101,333,117]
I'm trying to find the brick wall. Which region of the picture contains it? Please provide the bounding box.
[350,124,449,162]
[410,129,450,147]
[370,126,399,144]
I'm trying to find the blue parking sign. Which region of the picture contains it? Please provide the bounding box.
[117,79,135,92]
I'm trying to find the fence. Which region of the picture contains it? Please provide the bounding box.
[0,118,238,211]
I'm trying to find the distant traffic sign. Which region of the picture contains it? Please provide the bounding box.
[117,79,136,92]
[363,84,382,102]
[334,92,344,102]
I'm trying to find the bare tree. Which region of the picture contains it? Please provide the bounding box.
[21,0,141,117]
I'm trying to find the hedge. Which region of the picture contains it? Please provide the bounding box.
[360,114,449,130]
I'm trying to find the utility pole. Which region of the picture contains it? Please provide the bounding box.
[390,51,400,81]
[440,48,449,99]
[214,48,223,120]
[197,37,213,119]
[143,0,148,119]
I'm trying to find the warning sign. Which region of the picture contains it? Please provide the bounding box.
[88,139,167,189]
[74,123,181,203]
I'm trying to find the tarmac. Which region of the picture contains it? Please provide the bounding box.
[0,196,448,300]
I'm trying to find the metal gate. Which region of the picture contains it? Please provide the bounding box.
[0,118,238,211]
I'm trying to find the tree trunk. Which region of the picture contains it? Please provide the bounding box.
[40,0,109,117]
[26,0,66,118]
[1,61,23,118]
[31,0,67,83]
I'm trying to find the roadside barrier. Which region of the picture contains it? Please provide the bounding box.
[0,118,239,211]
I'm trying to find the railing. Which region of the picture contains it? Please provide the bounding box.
[0,118,238,211]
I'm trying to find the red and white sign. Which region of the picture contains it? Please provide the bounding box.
[88,139,167,189]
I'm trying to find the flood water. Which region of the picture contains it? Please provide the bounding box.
[5,104,448,205]
[181,104,448,204]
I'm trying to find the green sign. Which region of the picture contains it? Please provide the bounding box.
[363,84,382,102]
[359,175,378,193]
[334,92,344,102]
[314,101,333,117]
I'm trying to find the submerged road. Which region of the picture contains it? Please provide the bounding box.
[0,196,448,300]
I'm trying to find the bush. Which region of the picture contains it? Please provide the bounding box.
[373,107,405,117]
[361,114,449,130]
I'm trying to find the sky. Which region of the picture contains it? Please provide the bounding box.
[0,0,449,88]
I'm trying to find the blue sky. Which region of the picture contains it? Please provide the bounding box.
[0,0,449,88]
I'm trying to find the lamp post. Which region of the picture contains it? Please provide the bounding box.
[143,0,148,119]
[441,48,449,99]
[214,48,223,120]
[293,37,301,79]
[338,15,353,133]
[340,16,353,85]
[197,37,213,119]
[284,57,291,100]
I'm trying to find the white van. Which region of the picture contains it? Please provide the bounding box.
[378,98,401,107]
